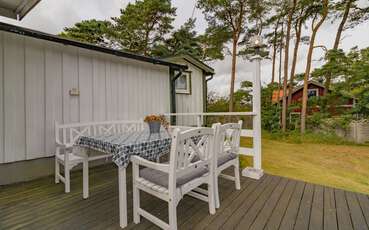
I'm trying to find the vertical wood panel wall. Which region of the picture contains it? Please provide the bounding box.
[175,61,204,126]
[0,31,170,163]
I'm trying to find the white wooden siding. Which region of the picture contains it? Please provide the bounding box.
[175,61,204,126]
[0,31,170,163]
[4,32,26,163]
[25,38,45,159]
[0,32,3,163]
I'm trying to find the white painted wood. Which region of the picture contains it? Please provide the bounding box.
[25,37,45,159]
[55,120,143,197]
[241,59,264,180]
[118,166,128,228]
[92,57,106,121]
[118,61,129,120]
[252,60,262,171]
[0,31,172,164]
[174,61,204,126]
[3,32,26,163]
[78,50,93,123]
[131,127,217,230]
[62,47,79,123]
[165,112,256,116]
[106,60,119,120]
[0,32,3,163]
[241,129,254,137]
[45,44,63,157]
[82,157,89,199]
[212,121,242,208]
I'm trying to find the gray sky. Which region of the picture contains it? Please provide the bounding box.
[1,0,368,96]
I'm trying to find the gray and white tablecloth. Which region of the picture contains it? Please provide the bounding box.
[76,130,171,168]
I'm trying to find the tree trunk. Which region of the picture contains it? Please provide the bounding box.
[325,0,353,93]
[282,0,296,132]
[276,24,284,103]
[229,36,238,112]
[271,20,280,85]
[301,0,329,134]
[277,44,282,102]
[288,16,303,106]
[271,42,277,85]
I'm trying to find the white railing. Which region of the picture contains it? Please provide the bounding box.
[164,112,263,179]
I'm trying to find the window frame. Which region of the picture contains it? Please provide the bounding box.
[307,88,319,98]
[175,71,192,95]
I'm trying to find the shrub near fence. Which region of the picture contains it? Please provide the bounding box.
[347,120,369,143]
[323,118,369,144]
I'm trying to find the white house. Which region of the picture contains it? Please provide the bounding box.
[0,22,214,185]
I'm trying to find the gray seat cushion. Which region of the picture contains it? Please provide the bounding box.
[191,152,237,167]
[218,152,237,166]
[140,166,208,188]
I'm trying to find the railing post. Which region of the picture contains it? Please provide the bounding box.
[196,115,202,127]
[242,58,264,180]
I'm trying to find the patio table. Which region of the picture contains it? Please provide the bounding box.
[76,130,171,228]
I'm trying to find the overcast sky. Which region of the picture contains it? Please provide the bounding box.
[1,0,368,96]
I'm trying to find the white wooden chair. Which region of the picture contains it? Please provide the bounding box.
[214,121,243,208]
[55,120,144,198]
[131,127,217,230]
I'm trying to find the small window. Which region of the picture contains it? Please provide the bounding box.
[308,88,319,98]
[175,71,191,94]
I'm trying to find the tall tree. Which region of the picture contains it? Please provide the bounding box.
[325,0,369,92]
[151,18,203,59]
[152,18,227,61]
[197,0,248,112]
[288,2,308,106]
[300,0,329,134]
[281,0,297,132]
[277,22,284,103]
[198,25,230,61]
[59,19,113,47]
[270,17,281,85]
[112,0,176,56]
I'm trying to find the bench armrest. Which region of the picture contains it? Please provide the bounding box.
[56,143,74,150]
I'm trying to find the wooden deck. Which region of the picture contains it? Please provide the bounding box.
[1,164,369,230]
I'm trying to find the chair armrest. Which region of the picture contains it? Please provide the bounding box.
[131,156,169,173]
[56,143,74,150]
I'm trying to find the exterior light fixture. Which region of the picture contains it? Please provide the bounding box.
[250,35,263,48]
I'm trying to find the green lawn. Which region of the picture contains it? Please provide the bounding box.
[240,136,369,195]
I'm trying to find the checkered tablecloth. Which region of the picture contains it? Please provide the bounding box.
[76,130,171,168]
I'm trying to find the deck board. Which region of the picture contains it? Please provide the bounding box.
[0,164,368,230]
[309,185,324,230]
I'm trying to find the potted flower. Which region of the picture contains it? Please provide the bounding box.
[144,114,169,134]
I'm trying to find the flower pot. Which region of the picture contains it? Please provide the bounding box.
[148,121,161,134]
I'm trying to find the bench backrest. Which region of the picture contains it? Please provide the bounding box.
[55,120,145,146]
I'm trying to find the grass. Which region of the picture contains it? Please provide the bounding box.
[240,134,369,195]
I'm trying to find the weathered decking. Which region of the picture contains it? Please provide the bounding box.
[1,164,369,230]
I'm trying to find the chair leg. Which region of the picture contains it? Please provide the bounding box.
[132,164,140,224]
[83,159,89,199]
[208,177,216,214]
[65,164,70,193]
[214,176,220,208]
[133,185,140,223]
[55,159,60,184]
[234,161,241,190]
[168,200,177,230]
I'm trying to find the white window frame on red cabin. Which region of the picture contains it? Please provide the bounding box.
[307,88,319,98]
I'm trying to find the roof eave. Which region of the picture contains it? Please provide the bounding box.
[0,22,187,70]
[164,55,214,75]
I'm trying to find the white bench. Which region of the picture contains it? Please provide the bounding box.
[54,120,144,198]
